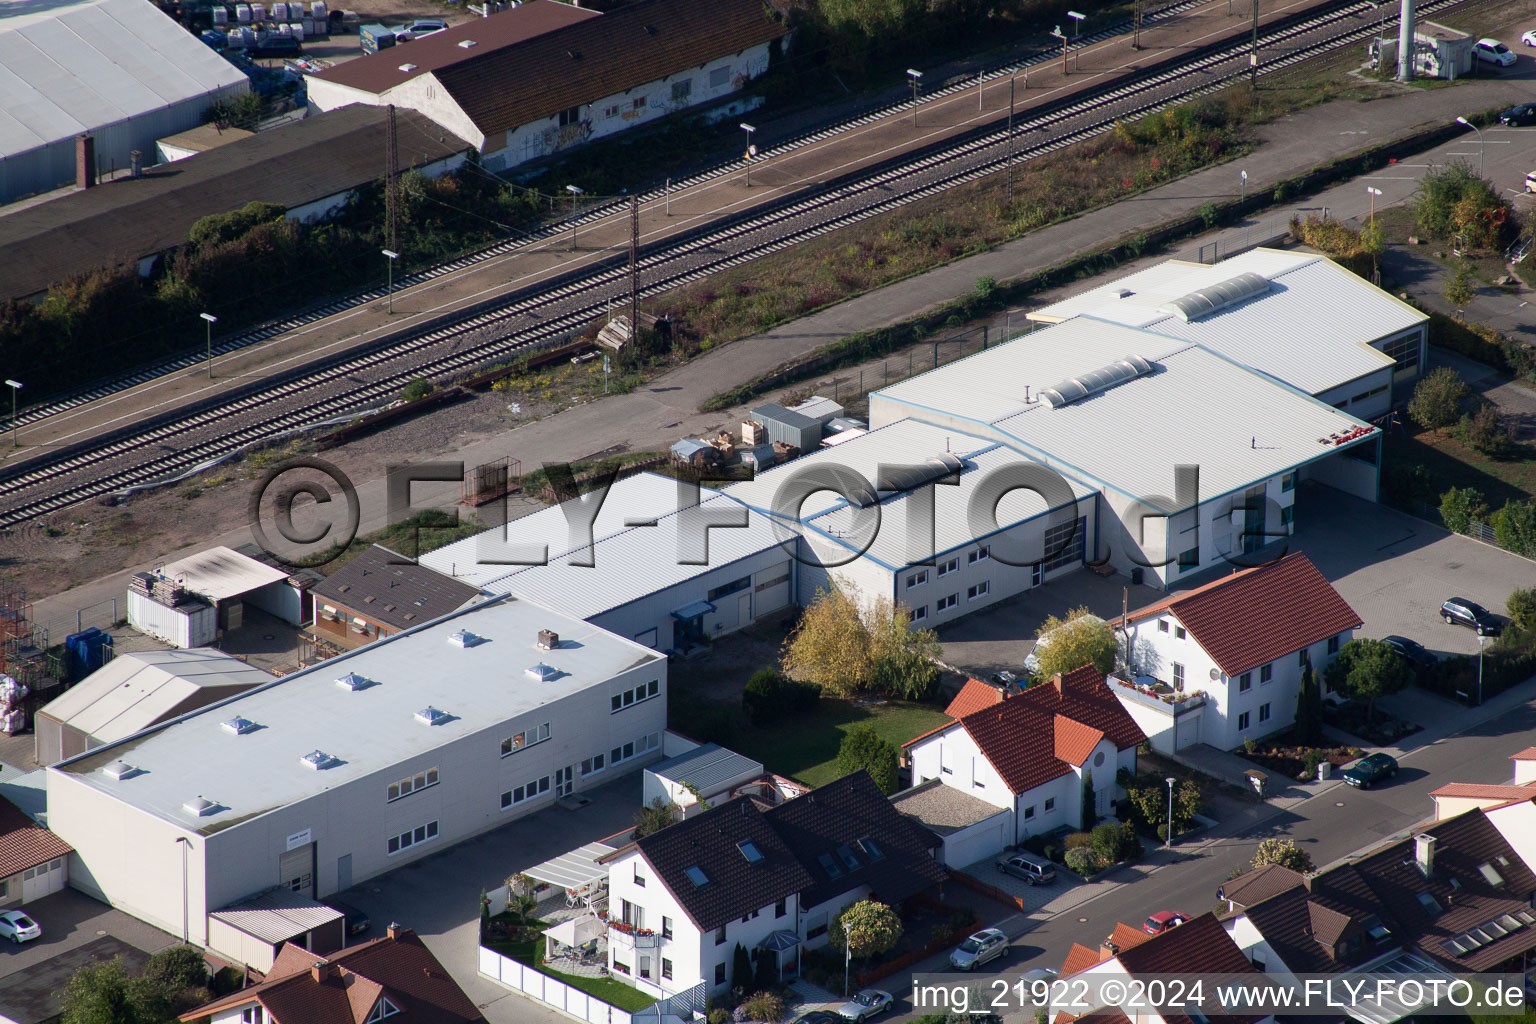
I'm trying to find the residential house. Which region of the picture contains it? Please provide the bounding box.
[1222,809,1536,991]
[904,666,1145,861]
[1429,746,1536,820]
[1114,552,1360,752]
[1059,913,1271,1024]
[181,923,484,1024]
[943,677,1008,719]
[306,544,481,659]
[599,771,946,999]
[1217,863,1304,915]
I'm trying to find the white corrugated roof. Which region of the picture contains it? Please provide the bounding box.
[154,545,290,603]
[51,596,662,831]
[39,648,271,742]
[209,887,344,944]
[1027,250,1425,395]
[0,0,248,159]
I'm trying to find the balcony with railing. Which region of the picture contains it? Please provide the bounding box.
[1110,674,1207,716]
[608,918,662,949]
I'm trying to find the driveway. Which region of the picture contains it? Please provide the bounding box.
[958,857,1080,913]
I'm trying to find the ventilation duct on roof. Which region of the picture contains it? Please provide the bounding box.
[458,39,477,48]
[221,716,256,735]
[1157,272,1270,322]
[398,63,417,72]
[183,796,218,817]
[1040,355,1154,409]
[102,760,138,781]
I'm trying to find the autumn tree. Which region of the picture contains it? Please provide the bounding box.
[830,900,903,959]
[1251,838,1314,873]
[782,584,941,698]
[1445,261,1475,317]
[1032,607,1116,680]
[633,797,680,839]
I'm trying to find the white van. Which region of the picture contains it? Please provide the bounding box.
[1525,170,1536,194]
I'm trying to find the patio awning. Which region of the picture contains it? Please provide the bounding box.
[757,929,801,953]
[671,600,715,621]
[544,914,606,949]
[1343,953,1458,1024]
[523,842,616,891]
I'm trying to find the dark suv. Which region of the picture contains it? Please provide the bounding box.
[1441,598,1500,636]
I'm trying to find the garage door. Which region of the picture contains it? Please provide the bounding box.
[21,858,66,902]
[753,563,791,615]
[943,814,1010,869]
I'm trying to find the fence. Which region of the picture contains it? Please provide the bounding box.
[813,326,992,408]
[853,907,977,988]
[948,867,1024,912]
[1409,501,1499,546]
[478,945,704,1024]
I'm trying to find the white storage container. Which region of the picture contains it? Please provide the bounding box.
[236,3,251,22]
[290,21,304,39]
[271,2,287,19]
[251,3,266,22]
[211,6,228,25]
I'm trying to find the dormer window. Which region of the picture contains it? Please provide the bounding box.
[836,845,860,871]
[1416,892,1443,915]
[857,837,885,861]
[817,852,843,879]
[1362,915,1390,941]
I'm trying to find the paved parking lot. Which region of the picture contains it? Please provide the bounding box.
[958,855,1080,912]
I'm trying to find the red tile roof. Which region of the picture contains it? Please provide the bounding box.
[1430,783,1536,801]
[0,797,71,879]
[1511,747,1536,761]
[1105,921,1154,954]
[1124,552,1360,677]
[945,678,1003,719]
[1061,942,1102,977]
[1054,715,1105,767]
[957,667,1145,795]
[181,927,484,1024]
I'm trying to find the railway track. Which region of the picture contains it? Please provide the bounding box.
[0,0,1474,527]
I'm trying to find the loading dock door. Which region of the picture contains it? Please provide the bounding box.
[754,563,791,615]
[279,843,315,899]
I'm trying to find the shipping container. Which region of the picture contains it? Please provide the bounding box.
[360,23,396,52]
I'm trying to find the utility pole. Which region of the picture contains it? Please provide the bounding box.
[1006,73,1016,197]
[385,103,398,253]
[628,196,639,347]
[1052,26,1069,74]
[1250,0,1259,89]
[1132,0,1144,48]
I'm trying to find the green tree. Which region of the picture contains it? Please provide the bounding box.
[732,942,753,992]
[1415,161,1510,246]
[1091,821,1140,863]
[742,667,818,725]
[1494,501,1536,557]
[830,900,903,958]
[1251,837,1314,873]
[1456,404,1511,457]
[836,725,899,794]
[1507,588,1536,632]
[1033,607,1116,680]
[1360,218,1385,276]
[633,797,680,839]
[1445,261,1476,316]
[1081,770,1096,829]
[1407,367,1469,430]
[61,959,150,1024]
[1439,486,1487,534]
[1325,639,1412,724]
[1294,665,1323,746]
[139,946,207,994]
[871,607,943,701]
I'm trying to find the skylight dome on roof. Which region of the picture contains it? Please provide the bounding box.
[221,716,256,735]
[526,662,559,682]
[447,630,483,648]
[336,671,374,691]
[301,750,338,770]
[1157,272,1271,322]
[415,706,449,726]
[1040,355,1153,409]
[102,760,137,781]
[183,795,218,816]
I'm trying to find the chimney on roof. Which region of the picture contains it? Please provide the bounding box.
[311,960,337,983]
[76,134,97,189]
[388,921,410,940]
[1053,674,1064,695]
[1099,939,1119,960]
[129,150,142,179]
[1415,833,1437,877]
[537,629,560,650]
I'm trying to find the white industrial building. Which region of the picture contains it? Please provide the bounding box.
[46,595,667,957]
[1027,249,1428,420]
[870,316,1381,589]
[0,0,249,205]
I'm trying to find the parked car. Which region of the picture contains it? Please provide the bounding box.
[949,928,1009,971]
[248,33,301,58]
[836,989,893,1022]
[1143,911,1190,935]
[1341,752,1398,789]
[1501,104,1536,126]
[1018,966,1060,1007]
[997,852,1057,886]
[1474,38,1516,67]
[1382,635,1435,668]
[1523,29,1536,47]
[399,18,447,39]
[0,910,40,944]
[324,899,371,936]
[1441,598,1500,636]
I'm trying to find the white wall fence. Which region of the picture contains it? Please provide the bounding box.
[478,945,705,1024]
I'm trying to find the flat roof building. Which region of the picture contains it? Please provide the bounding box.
[46,594,667,957]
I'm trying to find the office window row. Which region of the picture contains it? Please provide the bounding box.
[612,679,661,713]
[501,723,550,757]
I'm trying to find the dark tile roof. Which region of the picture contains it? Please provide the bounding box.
[312,545,481,631]
[1115,914,1265,1024]
[1242,809,1536,975]
[0,106,470,302]
[1221,863,1306,911]
[637,771,944,931]
[955,666,1145,795]
[1124,552,1361,677]
[768,771,946,910]
[433,0,787,139]
[312,0,599,94]
[0,796,72,879]
[181,927,484,1024]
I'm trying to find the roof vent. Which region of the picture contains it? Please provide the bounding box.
[458,38,477,48]
[526,662,559,682]
[537,629,560,650]
[447,630,483,648]
[1157,272,1270,322]
[398,63,417,72]
[102,760,138,781]
[301,750,338,771]
[221,716,256,735]
[1040,355,1154,409]
[415,706,449,726]
[183,795,218,817]
[336,671,375,691]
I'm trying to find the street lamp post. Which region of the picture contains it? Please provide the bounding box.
[906,69,923,127]
[173,836,192,944]
[1366,185,1383,223]
[199,313,217,378]
[1240,169,1248,202]
[4,380,20,448]
[564,185,584,250]
[1478,633,1486,706]
[1052,26,1069,74]
[1007,73,1018,195]
[381,249,399,314]
[1455,116,1484,178]
[1165,776,1176,849]
[1068,11,1086,69]
[844,933,853,996]
[740,123,757,187]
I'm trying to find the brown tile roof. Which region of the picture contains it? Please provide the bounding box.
[312,0,599,94]
[182,927,484,1024]
[433,0,788,138]
[1220,863,1304,910]
[0,107,469,303]
[1116,913,1258,977]
[0,797,72,879]
[944,678,1003,719]
[1124,552,1360,677]
[956,666,1145,795]
[1430,783,1536,801]
[311,545,481,631]
[1075,1011,1132,1024]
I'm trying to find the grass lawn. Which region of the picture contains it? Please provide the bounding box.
[1386,431,1536,510]
[482,915,658,1013]
[730,699,951,787]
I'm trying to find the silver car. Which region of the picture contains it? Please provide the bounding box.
[997,852,1056,886]
[836,989,893,1022]
[949,927,1009,971]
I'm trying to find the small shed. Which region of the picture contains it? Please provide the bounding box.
[130,546,307,646]
[670,438,719,468]
[739,443,777,470]
[207,887,346,973]
[825,415,867,436]
[750,403,821,453]
[643,742,764,818]
[786,395,844,429]
[155,123,255,163]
